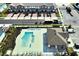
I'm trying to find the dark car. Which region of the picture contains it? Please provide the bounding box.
[22,9,26,13]
[50,6,55,13]
[17,5,25,9]
[40,5,48,13]
[43,21,53,24]
[42,9,47,13]
[8,6,15,13]
[46,9,51,13]
[53,20,58,24]
[8,9,13,13]
[10,6,15,9]
[18,9,22,13]
[32,8,37,13]
[28,8,33,13]
[8,6,18,13]
[74,43,79,49]
[13,9,19,14]
[17,5,25,13]
[37,8,42,13]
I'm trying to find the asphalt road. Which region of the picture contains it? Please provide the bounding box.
[0,20,44,24]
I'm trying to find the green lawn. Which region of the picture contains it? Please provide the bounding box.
[12,24,62,28]
[0,9,8,17]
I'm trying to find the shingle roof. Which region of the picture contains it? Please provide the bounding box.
[47,29,68,46]
[59,32,69,40]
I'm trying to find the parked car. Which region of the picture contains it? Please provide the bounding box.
[22,9,26,13]
[8,9,13,13]
[50,6,56,13]
[17,5,25,13]
[74,43,79,49]
[14,9,18,14]
[8,6,15,13]
[67,28,75,33]
[19,9,24,13]
[46,9,51,13]
[10,6,15,10]
[42,8,47,13]
[43,21,53,24]
[53,20,58,24]
[37,9,42,13]
[32,8,37,13]
[17,5,24,9]
[28,8,33,13]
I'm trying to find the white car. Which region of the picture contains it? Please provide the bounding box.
[68,28,75,33]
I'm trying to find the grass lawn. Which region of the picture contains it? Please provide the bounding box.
[0,9,8,18]
[12,24,62,28]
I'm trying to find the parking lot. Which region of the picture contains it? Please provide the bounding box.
[4,3,59,22]
[69,27,79,45]
[59,4,79,26]
[5,12,58,21]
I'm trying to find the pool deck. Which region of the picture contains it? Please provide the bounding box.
[12,28,47,55]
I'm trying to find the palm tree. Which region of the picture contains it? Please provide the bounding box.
[68,24,72,29]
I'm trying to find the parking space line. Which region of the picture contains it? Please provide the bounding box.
[18,13,25,19]
[38,13,44,20]
[24,14,31,20]
[51,13,58,20]
[11,13,20,19]
[45,14,51,21]
[5,13,13,19]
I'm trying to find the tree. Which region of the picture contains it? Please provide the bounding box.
[68,24,72,29]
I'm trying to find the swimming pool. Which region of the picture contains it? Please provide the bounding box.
[12,28,47,55]
[0,32,3,36]
[21,32,34,47]
[0,32,5,42]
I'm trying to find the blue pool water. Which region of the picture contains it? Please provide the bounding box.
[0,32,3,36]
[21,32,34,47]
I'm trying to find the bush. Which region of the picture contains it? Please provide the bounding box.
[0,8,8,17]
[71,51,78,56]
[53,24,62,28]
[55,12,60,17]
[67,47,74,55]
[0,27,21,55]
[68,25,72,29]
[55,52,61,56]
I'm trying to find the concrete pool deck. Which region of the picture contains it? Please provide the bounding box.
[12,28,47,55]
